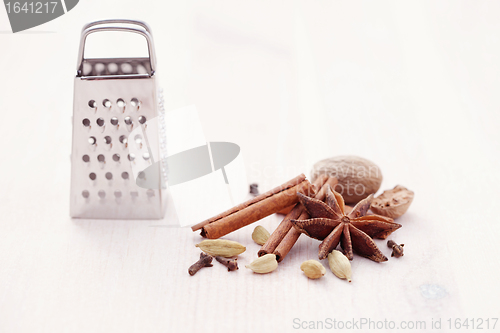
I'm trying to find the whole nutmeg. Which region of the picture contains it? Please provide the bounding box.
[311,155,382,204]
[371,185,414,219]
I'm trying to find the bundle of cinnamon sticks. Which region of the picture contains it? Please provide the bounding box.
[259,175,338,261]
[191,173,338,262]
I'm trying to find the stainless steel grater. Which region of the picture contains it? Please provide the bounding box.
[70,20,166,219]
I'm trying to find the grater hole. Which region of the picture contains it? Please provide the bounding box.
[83,63,92,76]
[88,100,96,109]
[137,64,147,74]
[88,136,96,145]
[103,99,112,109]
[89,172,96,180]
[96,118,105,127]
[110,117,119,126]
[112,154,120,161]
[116,98,126,109]
[128,153,135,161]
[119,135,127,144]
[131,191,139,198]
[104,136,112,144]
[134,134,142,144]
[82,118,91,127]
[138,171,146,179]
[98,190,106,198]
[108,63,118,74]
[121,172,129,179]
[138,116,147,124]
[97,154,105,162]
[143,152,150,160]
[114,190,122,198]
[130,98,140,109]
[82,155,90,162]
[105,172,113,180]
[82,190,90,198]
[95,63,106,75]
[124,117,133,125]
[147,189,155,197]
[121,63,133,74]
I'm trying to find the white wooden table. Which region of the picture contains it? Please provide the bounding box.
[1,1,499,332]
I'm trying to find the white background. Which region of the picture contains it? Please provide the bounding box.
[1,1,500,332]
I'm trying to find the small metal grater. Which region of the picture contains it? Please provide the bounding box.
[70,20,167,219]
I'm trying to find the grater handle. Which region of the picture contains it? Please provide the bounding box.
[80,19,153,35]
[77,24,157,76]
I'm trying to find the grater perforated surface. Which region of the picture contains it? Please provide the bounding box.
[70,20,166,219]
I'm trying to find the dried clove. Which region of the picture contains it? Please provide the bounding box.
[188,252,213,276]
[387,240,404,258]
[249,183,259,196]
[215,256,239,271]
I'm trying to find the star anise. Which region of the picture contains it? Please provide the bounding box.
[291,186,402,262]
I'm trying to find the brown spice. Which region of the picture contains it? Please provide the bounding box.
[215,256,239,271]
[192,174,308,232]
[249,183,259,196]
[273,228,302,262]
[258,175,328,258]
[371,185,414,219]
[291,186,402,262]
[273,177,339,261]
[196,174,316,239]
[277,205,294,215]
[311,155,383,204]
[259,176,338,262]
[258,204,307,258]
[188,252,213,276]
[387,240,404,258]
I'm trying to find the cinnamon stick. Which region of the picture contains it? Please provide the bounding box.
[258,175,328,257]
[274,177,339,262]
[277,205,294,215]
[191,174,307,232]
[197,174,316,239]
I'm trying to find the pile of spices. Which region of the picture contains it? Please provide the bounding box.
[189,156,413,281]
